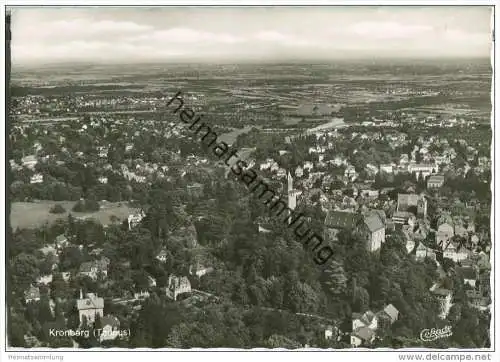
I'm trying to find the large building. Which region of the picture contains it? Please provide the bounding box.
[77,291,104,325]
[360,212,386,252]
[324,210,385,252]
[408,163,437,180]
[397,193,427,218]
[427,175,445,189]
[166,275,192,301]
[287,172,299,211]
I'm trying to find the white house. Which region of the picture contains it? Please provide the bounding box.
[30,173,43,184]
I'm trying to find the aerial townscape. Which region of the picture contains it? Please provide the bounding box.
[6,6,492,350]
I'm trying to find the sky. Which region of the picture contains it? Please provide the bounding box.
[10,6,493,65]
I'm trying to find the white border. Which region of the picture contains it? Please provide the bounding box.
[1,2,498,362]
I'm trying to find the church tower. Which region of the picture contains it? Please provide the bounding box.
[287,172,297,210]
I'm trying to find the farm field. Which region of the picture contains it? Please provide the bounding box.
[10,200,137,229]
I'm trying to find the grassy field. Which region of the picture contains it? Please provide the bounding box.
[10,200,137,230]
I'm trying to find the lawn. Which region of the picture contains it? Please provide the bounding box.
[10,200,137,230]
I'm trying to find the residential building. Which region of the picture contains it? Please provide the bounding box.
[30,173,43,184]
[415,243,437,262]
[397,194,427,218]
[408,163,437,180]
[166,275,191,301]
[24,285,40,303]
[22,155,38,170]
[436,223,455,249]
[128,210,146,230]
[430,287,453,319]
[77,291,104,325]
[79,257,109,281]
[99,315,121,342]
[360,212,386,252]
[351,327,375,347]
[54,234,69,249]
[189,263,214,278]
[324,210,361,241]
[443,241,469,262]
[156,249,168,263]
[427,175,445,189]
[456,267,478,288]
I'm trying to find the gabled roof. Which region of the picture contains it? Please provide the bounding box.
[383,304,399,322]
[353,326,375,342]
[428,175,445,183]
[24,285,40,299]
[55,234,67,243]
[101,315,120,328]
[364,214,384,233]
[325,211,361,229]
[77,293,104,311]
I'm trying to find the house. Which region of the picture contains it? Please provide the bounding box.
[415,243,437,262]
[36,274,53,285]
[456,267,478,288]
[22,155,38,169]
[408,163,437,180]
[351,326,375,347]
[156,249,168,263]
[375,304,400,331]
[360,189,379,200]
[54,234,69,249]
[98,176,108,184]
[436,223,455,249]
[24,334,42,347]
[127,210,146,230]
[30,173,43,184]
[427,175,445,189]
[430,287,453,319]
[397,194,427,217]
[392,211,416,226]
[189,263,214,278]
[352,311,378,331]
[24,285,40,303]
[77,290,104,325]
[381,304,399,324]
[324,210,361,241]
[466,289,489,310]
[360,213,386,252]
[99,315,121,342]
[344,165,358,181]
[147,275,157,287]
[443,241,469,263]
[166,275,191,301]
[79,257,109,280]
[324,325,334,340]
[134,291,150,300]
[379,164,394,174]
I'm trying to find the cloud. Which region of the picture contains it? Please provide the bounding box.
[10,8,491,64]
[349,21,434,39]
[131,27,243,45]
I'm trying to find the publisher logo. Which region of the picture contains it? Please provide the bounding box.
[420,326,453,342]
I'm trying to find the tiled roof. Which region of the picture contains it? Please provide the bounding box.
[77,293,104,311]
[364,214,384,233]
[101,315,120,328]
[383,304,399,322]
[353,326,375,341]
[325,211,360,229]
[428,175,445,183]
